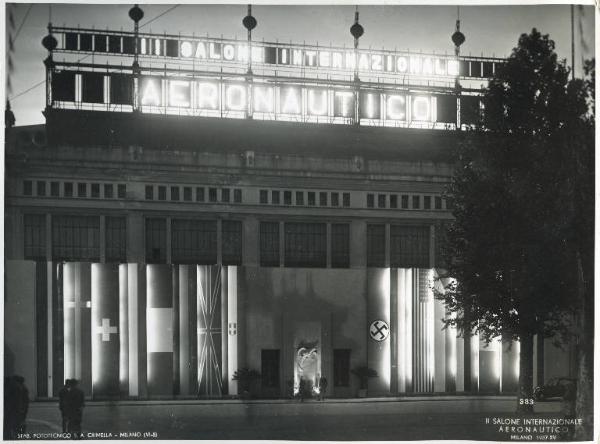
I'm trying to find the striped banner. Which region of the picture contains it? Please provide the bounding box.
[197,266,223,397]
[63,262,92,395]
[91,263,120,397]
[146,264,174,397]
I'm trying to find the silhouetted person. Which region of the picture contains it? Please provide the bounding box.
[14,376,29,434]
[318,376,328,401]
[58,379,71,433]
[62,379,85,434]
[4,376,18,439]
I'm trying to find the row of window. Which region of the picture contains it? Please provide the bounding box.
[367,193,445,210]
[261,348,351,388]
[259,189,352,208]
[21,180,447,212]
[23,180,126,199]
[24,214,126,262]
[145,185,242,204]
[24,214,438,268]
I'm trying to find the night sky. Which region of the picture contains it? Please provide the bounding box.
[5,2,596,126]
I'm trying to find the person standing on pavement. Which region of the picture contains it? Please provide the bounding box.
[318,376,328,401]
[14,376,29,434]
[58,379,71,433]
[64,379,85,435]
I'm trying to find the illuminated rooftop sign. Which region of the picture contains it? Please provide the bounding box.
[47,26,490,129]
[53,27,501,81]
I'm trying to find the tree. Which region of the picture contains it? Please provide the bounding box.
[436,29,592,414]
[561,59,594,440]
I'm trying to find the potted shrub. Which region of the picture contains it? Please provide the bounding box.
[232,368,261,399]
[351,366,378,398]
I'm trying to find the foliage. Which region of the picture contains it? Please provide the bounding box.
[438,29,588,344]
[232,368,261,391]
[351,366,378,390]
[436,28,594,415]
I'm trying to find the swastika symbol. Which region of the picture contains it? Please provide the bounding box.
[369,320,389,342]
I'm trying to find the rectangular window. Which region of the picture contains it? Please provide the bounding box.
[260,189,268,204]
[319,192,327,206]
[171,219,217,264]
[23,180,33,196]
[307,192,316,206]
[209,188,218,202]
[51,182,60,197]
[367,194,374,208]
[401,195,409,209]
[184,187,192,201]
[378,194,386,208]
[145,185,154,200]
[196,187,205,202]
[117,184,126,199]
[390,194,398,209]
[171,186,180,201]
[295,191,304,206]
[104,183,113,199]
[37,181,47,197]
[52,215,100,261]
[343,193,350,207]
[412,195,420,209]
[331,223,350,268]
[261,349,280,388]
[234,189,242,203]
[271,190,280,205]
[105,216,126,263]
[331,192,339,207]
[221,188,230,203]
[158,186,166,201]
[145,218,166,263]
[435,196,442,210]
[77,183,86,198]
[283,191,292,205]
[390,225,430,268]
[424,196,431,210]
[333,349,351,387]
[367,224,386,267]
[222,220,242,265]
[24,214,46,260]
[91,183,100,198]
[64,182,73,197]
[284,222,326,267]
[260,222,280,267]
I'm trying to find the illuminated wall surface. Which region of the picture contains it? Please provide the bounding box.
[5,260,539,398]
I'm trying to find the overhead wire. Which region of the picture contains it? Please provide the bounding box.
[8,4,180,102]
[14,4,34,42]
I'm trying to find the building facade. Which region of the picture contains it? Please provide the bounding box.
[3,12,576,400]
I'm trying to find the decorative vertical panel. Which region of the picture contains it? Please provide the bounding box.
[413,269,434,393]
[366,268,391,395]
[227,266,238,396]
[501,340,519,393]
[146,264,174,397]
[178,265,190,394]
[119,264,129,395]
[197,265,223,397]
[62,262,92,395]
[91,263,120,397]
[127,263,140,397]
[396,268,413,393]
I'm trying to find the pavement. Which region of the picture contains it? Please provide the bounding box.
[16,396,578,441]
